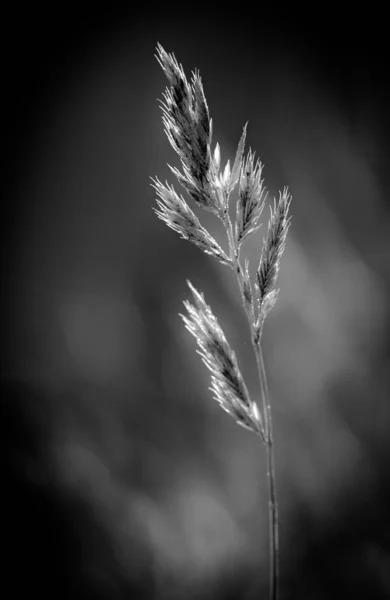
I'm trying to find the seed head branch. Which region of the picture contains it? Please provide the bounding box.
[256,187,292,321]
[180,281,265,439]
[236,149,267,245]
[155,43,219,214]
[151,177,231,267]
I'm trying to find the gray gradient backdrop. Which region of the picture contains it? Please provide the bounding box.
[2,7,390,600]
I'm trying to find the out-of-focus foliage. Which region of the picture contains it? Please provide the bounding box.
[2,6,390,599]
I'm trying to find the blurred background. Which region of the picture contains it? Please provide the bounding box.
[2,5,390,599]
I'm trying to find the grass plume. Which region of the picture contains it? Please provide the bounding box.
[181,281,265,439]
[152,43,292,600]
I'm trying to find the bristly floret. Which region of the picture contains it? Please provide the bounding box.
[155,42,193,123]
[256,187,292,315]
[180,281,265,438]
[235,149,267,245]
[151,177,231,267]
[190,68,212,153]
[155,43,217,214]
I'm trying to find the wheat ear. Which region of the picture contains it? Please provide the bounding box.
[151,42,291,600]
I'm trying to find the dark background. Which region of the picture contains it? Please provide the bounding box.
[2,6,390,599]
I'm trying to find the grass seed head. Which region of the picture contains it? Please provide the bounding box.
[155,43,218,214]
[151,177,231,267]
[180,281,264,437]
[256,187,292,313]
[236,149,267,245]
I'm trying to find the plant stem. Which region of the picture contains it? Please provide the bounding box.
[256,342,279,600]
[226,215,280,599]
